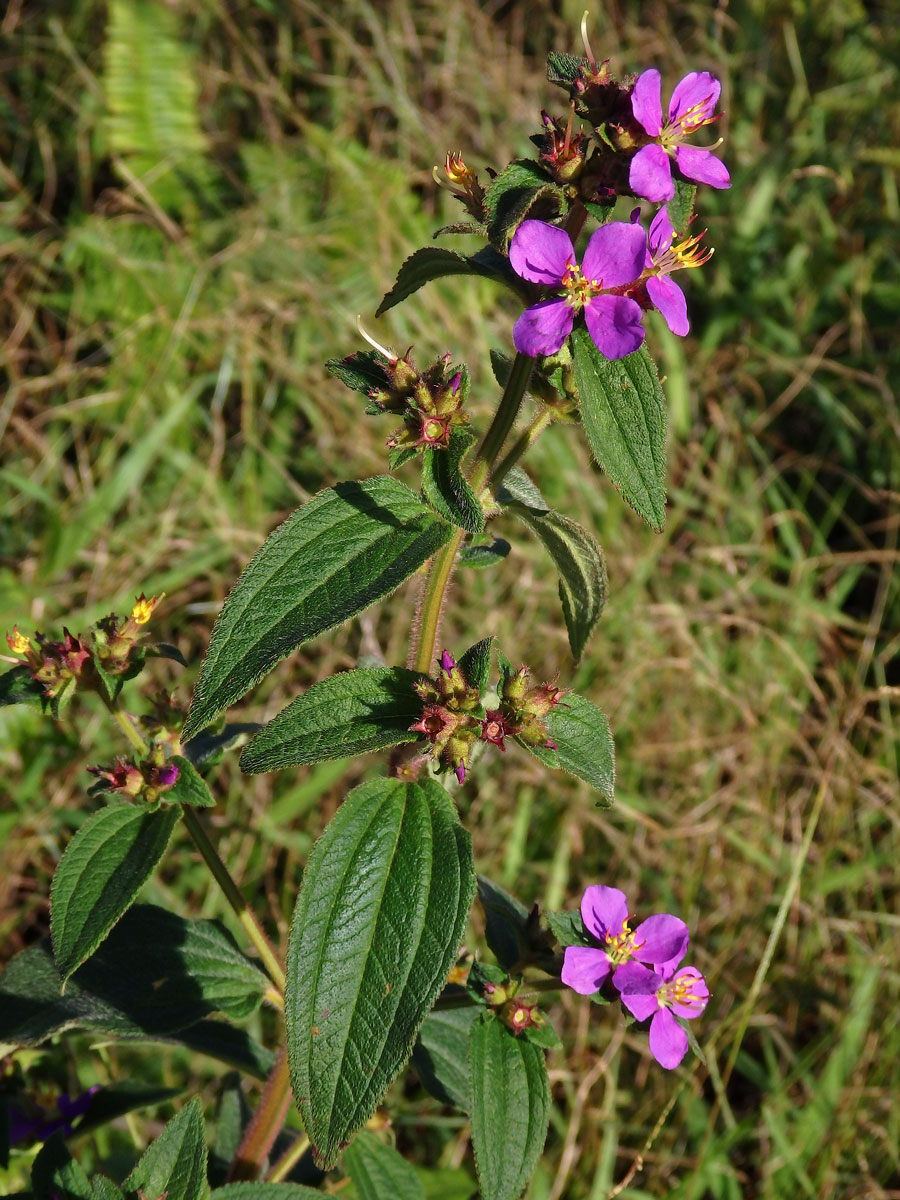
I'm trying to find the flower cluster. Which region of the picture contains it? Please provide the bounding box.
[88,754,179,805]
[493,662,564,752]
[561,885,708,1069]
[92,593,162,677]
[366,348,469,453]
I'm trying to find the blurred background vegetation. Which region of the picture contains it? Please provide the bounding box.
[1,0,898,1196]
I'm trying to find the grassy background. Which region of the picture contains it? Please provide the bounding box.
[2,0,898,1196]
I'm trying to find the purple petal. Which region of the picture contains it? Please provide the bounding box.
[629,145,674,202]
[612,961,661,1022]
[620,990,660,1022]
[580,884,628,941]
[631,69,663,136]
[582,221,646,289]
[509,220,575,286]
[648,207,675,258]
[584,295,645,360]
[647,275,689,336]
[670,967,710,1019]
[633,913,689,967]
[561,945,611,994]
[649,1008,689,1069]
[668,71,721,128]
[513,298,574,357]
[674,145,730,190]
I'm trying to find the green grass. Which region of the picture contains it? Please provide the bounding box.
[2,0,898,1195]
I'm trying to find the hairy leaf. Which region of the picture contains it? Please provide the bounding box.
[210,1187,324,1199]
[31,1134,92,1200]
[0,664,44,708]
[343,1130,425,1200]
[458,538,510,569]
[184,478,452,739]
[468,1014,550,1200]
[167,755,215,807]
[286,778,475,1168]
[458,637,493,693]
[477,875,530,971]
[483,160,566,252]
[182,722,261,766]
[51,804,180,985]
[509,506,607,660]
[523,693,615,804]
[571,330,667,531]
[422,427,484,534]
[668,179,697,235]
[494,467,548,513]
[376,246,522,317]
[240,667,424,773]
[326,349,391,395]
[123,1096,208,1200]
[0,905,267,1050]
[92,1179,126,1200]
[412,997,477,1110]
[546,52,589,86]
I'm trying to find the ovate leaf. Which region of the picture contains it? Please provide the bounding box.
[167,755,215,807]
[376,246,522,317]
[458,538,510,569]
[667,179,696,235]
[412,998,477,1110]
[509,506,607,661]
[523,693,615,804]
[184,478,452,739]
[476,876,529,971]
[343,1130,425,1200]
[458,637,493,693]
[123,1096,208,1200]
[240,667,424,773]
[51,804,180,985]
[422,427,484,534]
[483,160,565,252]
[286,778,475,1168]
[0,664,45,708]
[571,330,667,531]
[468,1014,550,1200]
[494,467,548,513]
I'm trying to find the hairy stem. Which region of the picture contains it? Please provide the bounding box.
[227,1046,293,1181]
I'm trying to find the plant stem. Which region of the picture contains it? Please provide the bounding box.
[227,1046,293,1181]
[267,1130,312,1183]
[99,690,286,992]
[410,351,534,675]
[490,407,554,493]
[181,808,286,993]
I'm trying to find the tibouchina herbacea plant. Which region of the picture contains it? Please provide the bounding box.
[1,25,729,1200]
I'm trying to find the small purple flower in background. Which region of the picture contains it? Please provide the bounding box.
[629,69,730,202]
[509,220,646,360]
[561,885,689,995]
[8,1085,100,1146]
[616,962,709,1069]
[641,207,713,336]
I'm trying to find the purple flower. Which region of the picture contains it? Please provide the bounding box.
[629,69,731,202]
[641,207,713,336]
[8,1086,100,1146]
[561,885,689,995]
[509,220,646,360]
[615,962,709,1069]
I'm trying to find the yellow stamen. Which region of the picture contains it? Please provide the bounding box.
[444,151,477,190]
[131,593,159,625]
[6,626,32,655]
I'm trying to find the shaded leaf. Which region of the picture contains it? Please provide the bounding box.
[494,467,548,514]
[468,1014,550,1200]
[181,723,262,767]
[184,478,452,739]
[146,642,189,667]
[412,996,477,1110]
[31,1134,91,1200]
[210,1187,324,1199]
[547,52,588,86]
[571,330,667,531]
[0,664,44,708]
[167,755,216,807]
[422,426,484,534]
[51,804,180,984]
[458,538,510,569]
[477,876,529,971]
[343,1130,425,1200]
[286,778,475,1168]
[376,246,522,317]
[240,667,424,773]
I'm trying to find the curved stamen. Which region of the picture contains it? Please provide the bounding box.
[357,315,397,363]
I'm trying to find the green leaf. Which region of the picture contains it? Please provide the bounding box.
[0,905,268,1051]
[209,1186,324,1199]
[468,1014,550,1200]
[75,1083,183,1139]
[421,427,484,534]
[182,723,261,766]
[0,664,44,708]
[286,777,475,1168]
[667,179,697,235]
[412,998,477,1110]
[458,538,510,569]
[477,876,530,971]
[544,908,585,948]
[184,478,452,739]
[343,1130,425,1200]
[209,1073,250,1188]
[571,330,667,531]
[417,1168,478,1199]
[166,755,216,807]
[546,52,588,86]
[376,246,523,317]
[582,199,616,225]
[51,804,180,985]
[483,160,566,252]
[326,349,391,395]
[522,693,615,804]
[177,1022,275,1081]
[146,642,189,667]
[92,1178,126,1200]
[123,1096,208,1200]
[495,467,548,514]
[31,1134,92,1200]
[458,637,493,693]
[508,507,607,660]
[240,667,425,773]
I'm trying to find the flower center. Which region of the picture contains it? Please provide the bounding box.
[658,975,704,1010]
[562,262,601,310]
[660,100,719,149]
[604,920,639,966]
[652,226,713,275]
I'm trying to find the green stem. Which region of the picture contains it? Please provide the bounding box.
[490,407,554,493]
[99,690,286,992]
[267,1130,312,1183]
[410,351,534,675]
